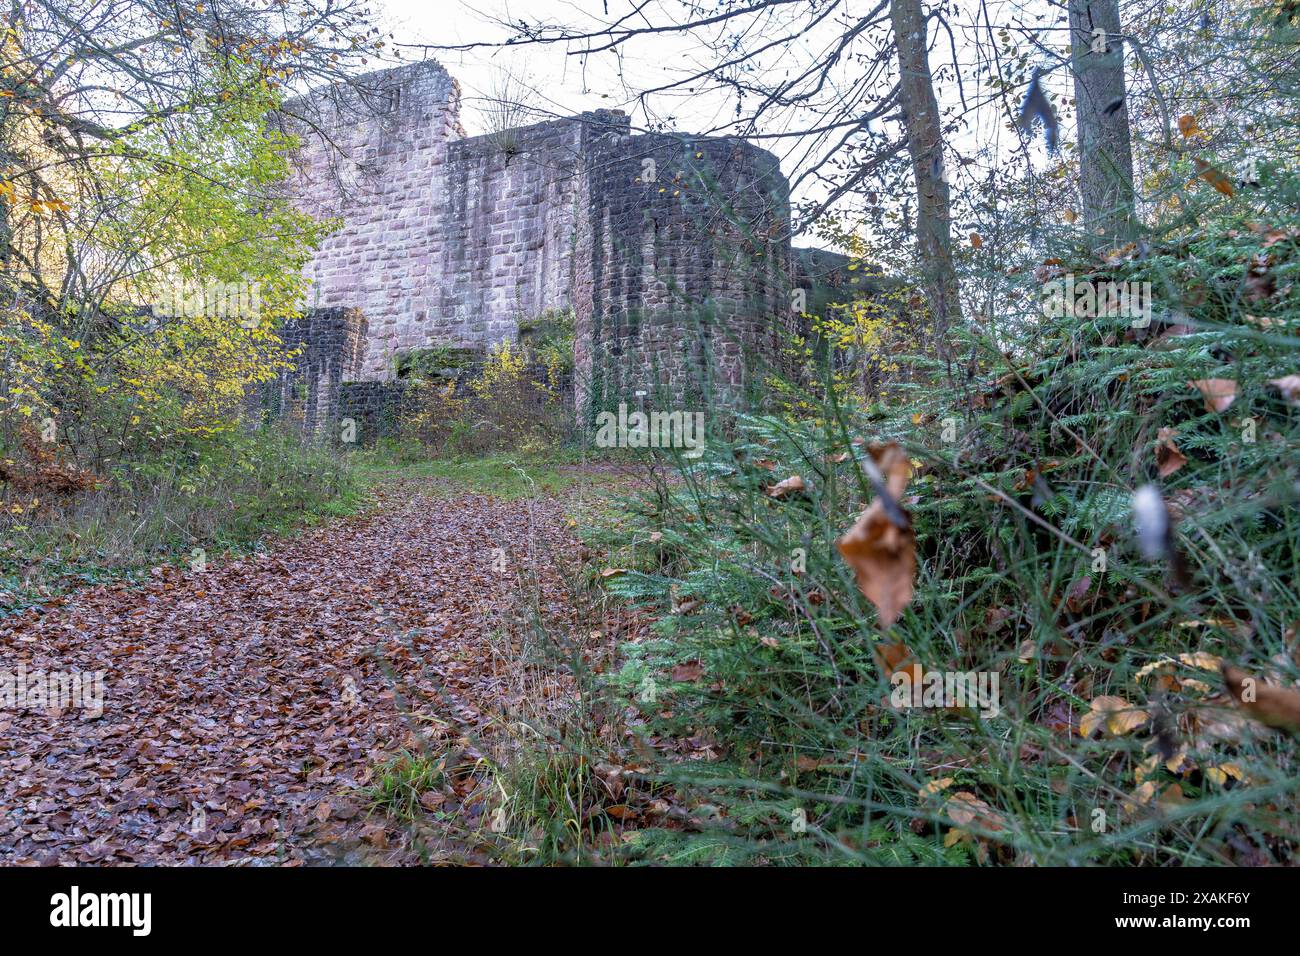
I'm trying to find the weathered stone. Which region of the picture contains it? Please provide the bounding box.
[278,60,811,419]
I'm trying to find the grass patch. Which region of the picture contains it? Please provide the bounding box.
[0,427,361,615]
[362,750,450,825]
[351,447,610,500]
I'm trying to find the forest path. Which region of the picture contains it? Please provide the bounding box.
[0,475,596,865]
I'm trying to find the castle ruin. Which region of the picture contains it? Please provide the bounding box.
[273,59,821,432]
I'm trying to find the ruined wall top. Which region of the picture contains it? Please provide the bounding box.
[282,60,795,395]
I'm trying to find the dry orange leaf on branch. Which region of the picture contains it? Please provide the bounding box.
[1221,664,1300,734]
[836,441,915,627]
[1192,157,1235,198]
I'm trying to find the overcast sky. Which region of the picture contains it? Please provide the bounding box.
[363,0,1064,217]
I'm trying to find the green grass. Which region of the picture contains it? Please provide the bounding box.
[0,427,362,615]
[362,750,450,825]
[350,447,609,500]
[546,188,1300,866]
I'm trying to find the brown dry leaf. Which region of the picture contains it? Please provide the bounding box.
[873,640,921,682]
[1193,157,1235,198]
[767,474,806,498]
[1188,378,1237,413]
[864,440,914,498]
[1158,783,1189,808]
[1155,427,1187,478]
[1062,208,1077,224]
[944,792,1005,832]
[671,661,705,683]
[600,567,628,578]
[970,232,983,249]
[1065,575,1093,613]
[838,500,915,627]
[672,597,703,615]
[1268,375,1300,406]
[1177,113,1199,138]
[753,458,778,472]
[837,443,915,627]
[1221,664,1300,734]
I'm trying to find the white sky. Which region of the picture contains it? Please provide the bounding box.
[362,0,1067,218]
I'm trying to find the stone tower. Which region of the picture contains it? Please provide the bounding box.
[280,59,795,416]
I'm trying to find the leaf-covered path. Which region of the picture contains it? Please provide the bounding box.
[0,479,588,864]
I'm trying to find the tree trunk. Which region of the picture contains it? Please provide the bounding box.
[1068,0,1136,240]
[891,0,961,361]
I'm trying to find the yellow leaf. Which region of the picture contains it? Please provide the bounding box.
[919,777,955,798]
[1080,695,1149,737]
[1205,763,1245,785]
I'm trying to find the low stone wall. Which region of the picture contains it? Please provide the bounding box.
[250,307,367,439]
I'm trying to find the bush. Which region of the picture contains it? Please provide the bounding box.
[567,163,1300,866]
[0,425,357,612]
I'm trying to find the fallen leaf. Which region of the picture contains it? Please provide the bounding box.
[919,777,955,798]
[1205,763,1246,785]
[671,661,704,683]
[1188,378,1237,413]
[1221,664,1300,734]
[944,791,1004,832]
[1155,427,1187,478]
[1268,375,1300,406]
[767,475,806,498]
[1079,695,1150,738]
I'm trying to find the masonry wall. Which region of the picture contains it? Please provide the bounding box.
[284,62,632,381]
[574,132,793,417]
[282,61,463,380]
[253,307,368,437]
[282,59,797,417]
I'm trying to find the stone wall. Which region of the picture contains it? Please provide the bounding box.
[281,62,464,380]
[251,307,367,438]
[575,132,793,417]
[280,59,805,419]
